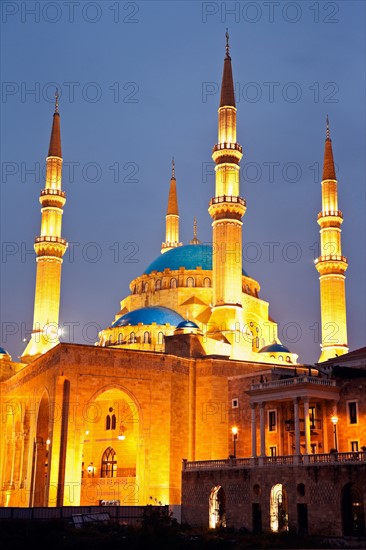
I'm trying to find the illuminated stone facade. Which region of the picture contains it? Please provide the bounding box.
[0,36,357,518]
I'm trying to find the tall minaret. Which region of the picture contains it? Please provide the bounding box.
[22,91,68,362]
[207,31,246,335]
[161,158,182,253]
[315,116,348,362]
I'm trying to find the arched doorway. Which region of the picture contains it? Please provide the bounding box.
[270,483,289,532]
[81,388,141,505]
[342,483,365,536]
[30,394,50,507]
[209,485,226,529]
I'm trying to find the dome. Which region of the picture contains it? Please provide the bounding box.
[0,347,9,355]
[143,244,249,277]
[176,320,199,330]
[112,306,185,328]
[259,343,291,354]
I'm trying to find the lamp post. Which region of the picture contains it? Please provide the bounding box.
[231,426,238,458]
[331,415,338,451]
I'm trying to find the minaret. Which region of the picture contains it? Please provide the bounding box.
[315,116,348,362]
[161,158,182,253]
[22,91,68,362]
[207,31,246,335]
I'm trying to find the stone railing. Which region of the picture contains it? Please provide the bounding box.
[182,451,366,471]
[251,376,336,391]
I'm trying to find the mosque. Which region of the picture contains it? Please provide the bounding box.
[0,34,354,515]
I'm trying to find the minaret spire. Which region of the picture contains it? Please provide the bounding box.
[190,217,201,245]
[161,158,182,254]
[315,117,348,362]
[22,97,68,362]
[207,33,246,358]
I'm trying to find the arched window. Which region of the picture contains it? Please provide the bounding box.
[101,447,117,478]
[111,414,116,430]
[143,331,151,344]
[170,278,177,289]
[270,484,288,532]
[186,277,195,287]
[278,355,283,361]
[203,277,211,288]
[129,332,136,344]
[209,486,226,529]
[143,282,149,293]
[118,333,123,344]
[158,332,164,345]
[155,279,162,291]
[106,415,111,430]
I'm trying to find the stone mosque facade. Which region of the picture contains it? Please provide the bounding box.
[1,35,365,538]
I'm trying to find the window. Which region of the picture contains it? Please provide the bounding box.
[143,331,150,344]
[232,398,238,409]
[351,441,359,452]
[118,333,123,344]
[129,332,136,344]
[101,447,117,478]
[170,278,177,289]
[143,283,148,292]
[268,410,277,432]
[106,414,116,430]
[270,446,277,457]
[155,279,161,291]
[186,277,195,287]
[203,277,211,288]
[158,332,164,345]
[310,443,317,454]
[348,401,358,425]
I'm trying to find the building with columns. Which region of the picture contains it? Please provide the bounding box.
[0,34,364,537]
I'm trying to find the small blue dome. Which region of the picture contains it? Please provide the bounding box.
[0,347,9,356]
[143,244,249,277]
[112,306,185,328]
[259,343,291,354]
[176,320,199,330]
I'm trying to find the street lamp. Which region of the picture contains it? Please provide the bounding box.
[231,426,238,458]
[331,415,338,451]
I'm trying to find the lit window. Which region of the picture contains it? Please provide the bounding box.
[203,277,211,287]
[309,406,316,429]
[101,447,117,478]
[158,332,164,345]
[170,278,177,288]
[270,446,277,457]
[155,279,161,290]
[143,331,150,344]
[186,277,195,287]
[351,441,359,452]
[232,398,238,409]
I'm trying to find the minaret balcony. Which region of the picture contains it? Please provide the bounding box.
[317,210,343,220]
[40,188,66,207]
[35,236,67,245]
[212,142,243,163]
[210,195,246,207]
[315,254,347,264]
[315,254,348,275]
[213,142,242,153]
[34,236,68,259]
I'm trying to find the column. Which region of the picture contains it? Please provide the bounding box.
[294,398,300,455]
[259,403,266,457]
[303,397,311,455]
[251,403,257,457]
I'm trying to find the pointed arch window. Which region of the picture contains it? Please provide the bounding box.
[101,447,117,478]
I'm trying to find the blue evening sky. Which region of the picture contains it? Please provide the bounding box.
[1,0,365,364]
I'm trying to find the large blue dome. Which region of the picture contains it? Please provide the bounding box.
[112,306,185,328]
[143,244,249,277]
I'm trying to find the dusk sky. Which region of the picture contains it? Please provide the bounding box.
[1,0,365,365]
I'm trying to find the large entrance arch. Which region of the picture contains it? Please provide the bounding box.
[270,483,289,532]
[342,483,365,536]
[80,388,142,506]
[209,485,226,529]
